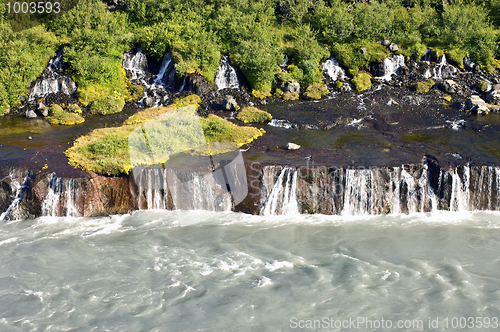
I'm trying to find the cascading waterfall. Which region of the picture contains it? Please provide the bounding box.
[135,167,232,212]
[433,55,457,80]
[41,173,62,217]
[0,172,31,221]
[259,164,500,216]
[377,55,405,81]
[322,57,345,83]
[29,48,77,101]
[122,49,180,107]
[215,55,240,90]
[260,166,299,216]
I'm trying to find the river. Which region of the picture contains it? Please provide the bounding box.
[1,210,500,331]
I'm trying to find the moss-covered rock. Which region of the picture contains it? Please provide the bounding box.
[252,87,271,99]
[477,81,488,92]
[283,91,300,100]
[68,104,82,113]
[89,96,125,115]
[304,83,328,100]
[236,106,272,123]
[47,104,85,125]
[412,79,435,93]
[351,72,372,92]
[335,80,343,89]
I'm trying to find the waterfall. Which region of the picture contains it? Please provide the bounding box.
[29,48,77,101]
[376,55,405,81]
[122,50,180,107]
[0,172,31,221]
[433,55,457,80]
[260,166,299,216]
[259,164,500,216]
[322,57,345,82]
[64,179,80,217]
[134,167,233,212]
[215,55,240,90]
[41,173,62,217]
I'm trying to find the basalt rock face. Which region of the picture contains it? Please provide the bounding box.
[2,157,500,220]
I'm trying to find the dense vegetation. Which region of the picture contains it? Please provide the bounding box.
[1,0,500,113]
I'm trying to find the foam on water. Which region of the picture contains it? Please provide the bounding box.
[1,210,500,330]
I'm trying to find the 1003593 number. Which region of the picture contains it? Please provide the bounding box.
[5,2,60,14]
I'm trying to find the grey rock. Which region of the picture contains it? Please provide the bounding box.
[360,47,367,55]
[438,79,459,94]
[466,95,490,114]
[388,43,399,52]
[223,95,239,111]
[248,102,254,106]
[26,110,37,118]
[340,84,351,93]
[485,84,500,104]
[285,142,301,150]
[41,108,49,117]
[489,105,500,112]
[380,38,390,46]
[38,102,45,109]
[144,97,154,108]
[286,80,301,94]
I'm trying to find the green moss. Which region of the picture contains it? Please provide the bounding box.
[303,83,328,100]
[274,88,284,98]
[47,104,85,126]
[335,80,343,89]
[412,79,435,93]
[441,95,452,102]
[89,96,126,115]
[351,72,372,92]
[68,104,82,113]
[477,81,489,92]
[252,88,272,99]
[283,91,300,100]
[236,106,272,123]
[124,95,201,125]
[66,98,264,175]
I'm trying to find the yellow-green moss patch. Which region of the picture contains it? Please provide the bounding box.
[236,106,272,123]
[351,72,372,92]
[89,95,125,115]
[47,104,85,126]
[412,79,435,93]
[66,96,264,175]
[124,95,200,125]
[304,83,328,100]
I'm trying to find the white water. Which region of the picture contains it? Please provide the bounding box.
[260,166,299,216]
[29,48,77,101]
[322,57,345,82]
[122,49,179,107]
[267,119,296,129]
[377,54,405,81]
[41,173,62,217]
[215,55,240,90]
[0,172,30,221]
[1,210,500,331]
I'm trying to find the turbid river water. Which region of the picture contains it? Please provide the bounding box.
[1,211,500,331]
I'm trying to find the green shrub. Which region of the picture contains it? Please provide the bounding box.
[351,72,372,92]
[236,106,272,123]
[304,83,328,100]
[90,96,125,115]
[412,79,435,93]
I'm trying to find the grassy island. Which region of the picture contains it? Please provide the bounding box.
[65,95,264,175]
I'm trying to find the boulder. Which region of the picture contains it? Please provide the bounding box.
[380,38,390,46]
[285,80,300,94]
[388,43,399,52]
[465,95,490,114]
[223,95,239,111]
[40,108,49,117]
[360,47,367,55]
[485,84,500,104]
[285,142,301,150]
[144,97,154,108]
[26,110,37,118]
[438,79,459,94]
